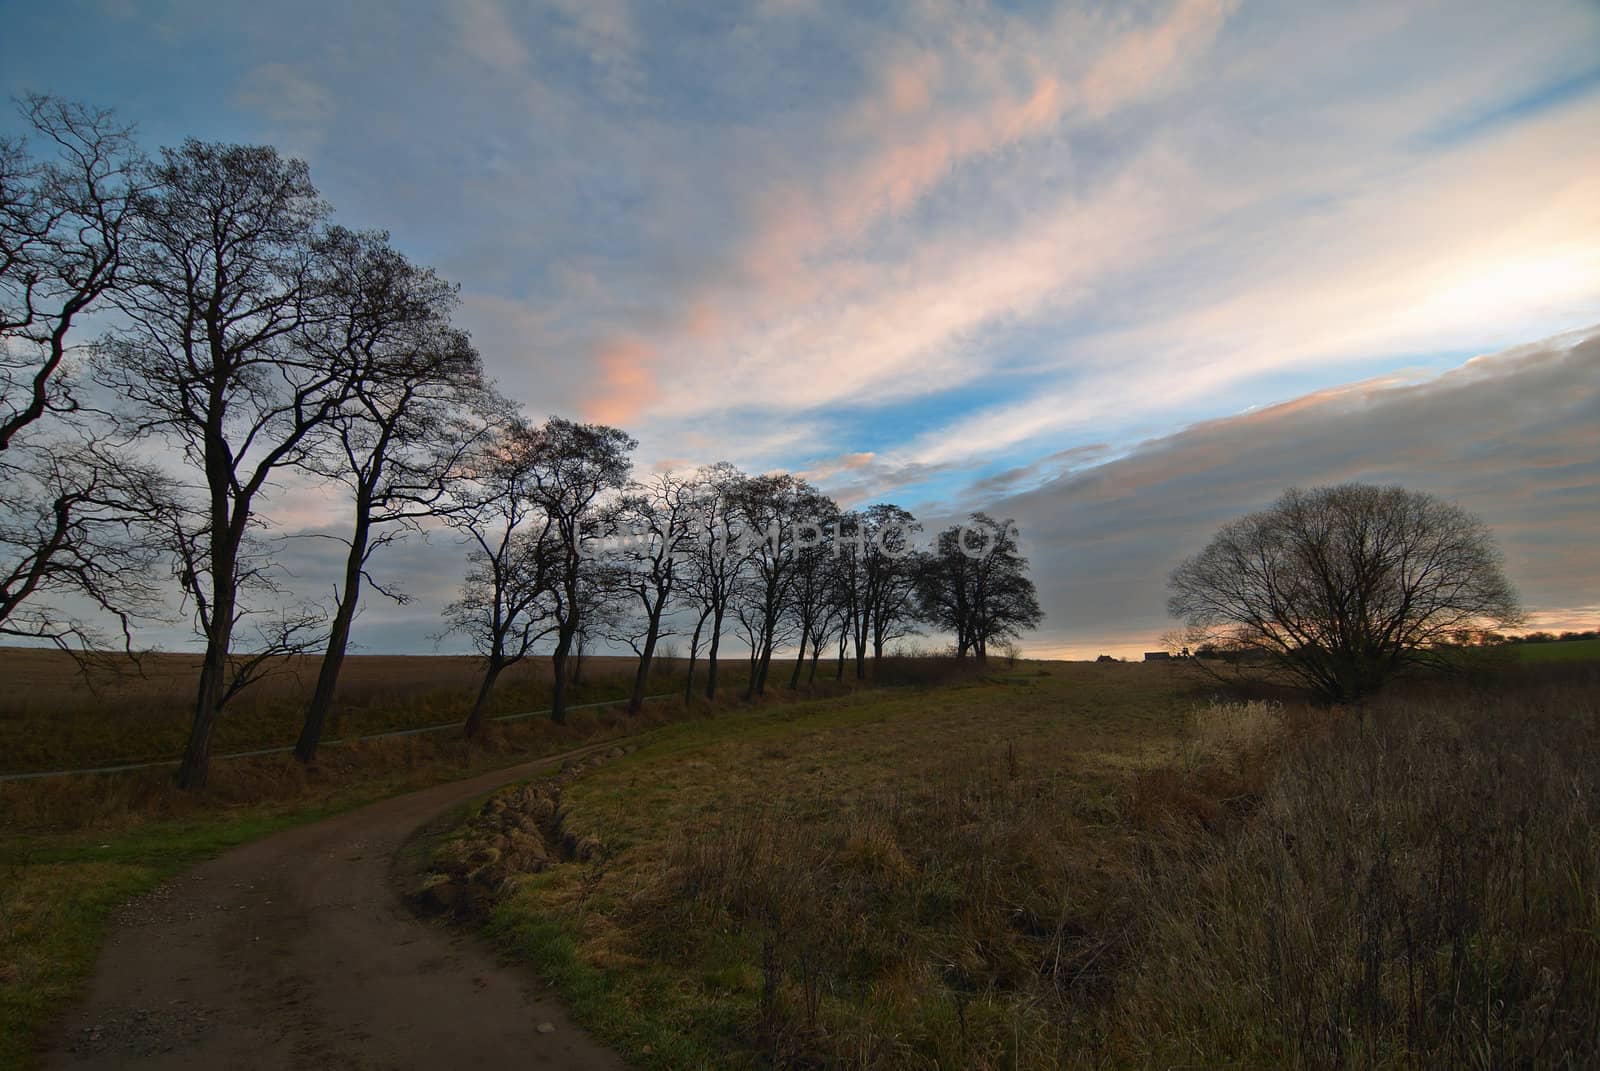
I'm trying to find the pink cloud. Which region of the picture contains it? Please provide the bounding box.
[584,336,657,425]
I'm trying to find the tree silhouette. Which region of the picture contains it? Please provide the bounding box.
[1168,484,1522,701]
[100,140,341,788]
[603,471,698,714]
[918,513,1042,664]
[1,96,161,650]
[293,227,493,761]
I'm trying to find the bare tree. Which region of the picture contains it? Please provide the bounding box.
[1,96,160,648]
[440,425,559,736]
[860,504,922,666]
[98,140,342,788]
[681,463,748,701]
[1168,484,1522,702]
[0,439,167,650]
[292,228,492,761]
[834,505,922,677]
[786,499,841,688]
[2,95,143,450]
[516,418,635,724]
[603,471,697,714]
[734,475,830,697]
[917,513,1041,665]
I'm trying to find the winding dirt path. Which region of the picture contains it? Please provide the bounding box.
[41,747,629,1070]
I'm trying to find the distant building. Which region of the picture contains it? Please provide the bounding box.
[1143,651,1172,661]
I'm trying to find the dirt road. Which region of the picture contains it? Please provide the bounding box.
[41,747,629,1070]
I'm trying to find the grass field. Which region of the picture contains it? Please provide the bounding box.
[0,648,719,774]
[423,660,1600,1069]
[1509,637,1600,662]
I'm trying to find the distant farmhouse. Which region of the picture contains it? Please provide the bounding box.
[1143,651,1172,661]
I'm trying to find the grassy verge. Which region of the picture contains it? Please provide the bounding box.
[443,661,1600,1068]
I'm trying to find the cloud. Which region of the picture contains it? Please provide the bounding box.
[576,0,1244,424]
[451,0,531,73]
[989,328,1600,657]
[235,63,333,124]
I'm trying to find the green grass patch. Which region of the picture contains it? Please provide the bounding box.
[0,804,348,1071]
[1508,637,1600,662]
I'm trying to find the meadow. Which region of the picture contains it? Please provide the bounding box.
[418,658,1600,1069]
[1510,637,1600,663]
[0,647,679,774]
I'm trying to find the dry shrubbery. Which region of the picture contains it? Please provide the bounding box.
[1115,671,1600,1068]
[414,746,635,916]
[528,667,1599,1069]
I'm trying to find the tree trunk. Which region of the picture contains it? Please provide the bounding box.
[755,630,776,696]
[684,616,704,705]
[176,509,240,790]
[296,511,370,762]
[551,627,576,724]
[629,611,661,714]
[177,632,229,789]
[569,632,585,685]
[463,658,505,737]
[745,640,760,700]
[789,630,806,689]
[705,608,723,700]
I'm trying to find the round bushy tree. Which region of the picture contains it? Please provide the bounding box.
[1168,484,1522,701]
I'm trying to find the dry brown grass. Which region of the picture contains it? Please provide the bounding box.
[464,661,1600,1070]
[0,647,701,773]
[1108,669,1600,1068]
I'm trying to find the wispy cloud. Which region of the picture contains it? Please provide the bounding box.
[6,0,1600,650]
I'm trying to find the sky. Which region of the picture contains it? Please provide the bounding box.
[3,0,1598,657]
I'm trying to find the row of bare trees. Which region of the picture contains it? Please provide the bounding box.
[2,97,1041,789]
[438,438,1044,737]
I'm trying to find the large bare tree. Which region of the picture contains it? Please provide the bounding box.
[1168,484,1523,701]
[1,96,161,648]
[441,424,559,736]
[292,228,492,761]
[100,140,342,788]
[917,513,1041,665]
